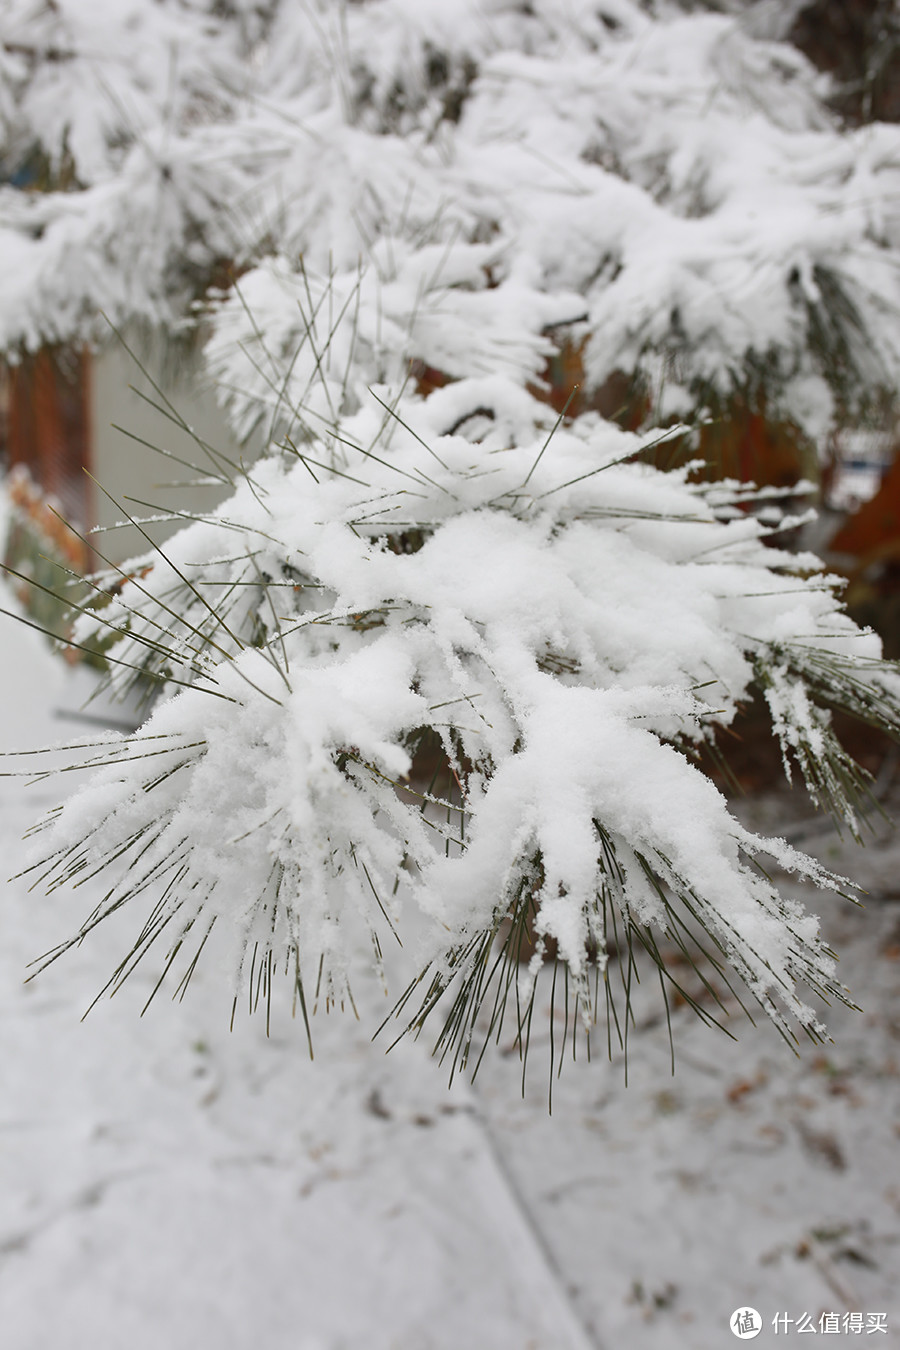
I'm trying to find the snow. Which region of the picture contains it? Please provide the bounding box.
[3,565,900,1349]
[3,4,900,1340]
[0,566,597,1350]
[35,379,894,1055]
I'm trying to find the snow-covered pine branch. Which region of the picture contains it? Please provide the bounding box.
[18,365,900,1070]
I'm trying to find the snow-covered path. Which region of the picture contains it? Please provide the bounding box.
[1,579,899,1349]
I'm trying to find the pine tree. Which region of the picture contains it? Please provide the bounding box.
[3,0,900,1078]
[2,0,899,442]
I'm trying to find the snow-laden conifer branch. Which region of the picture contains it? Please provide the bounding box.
[15,352,899,1075]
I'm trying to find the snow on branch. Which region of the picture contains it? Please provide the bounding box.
[15,362,899,1073]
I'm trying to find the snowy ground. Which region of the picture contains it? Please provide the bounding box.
[1,573,898,1349]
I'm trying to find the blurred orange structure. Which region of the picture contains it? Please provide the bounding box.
[4,347,91,537]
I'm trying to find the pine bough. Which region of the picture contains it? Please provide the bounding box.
[12,368,900,1080]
